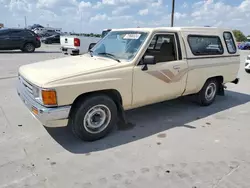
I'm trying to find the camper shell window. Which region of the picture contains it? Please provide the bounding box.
[223,32,237,54]
[187,35,224,56]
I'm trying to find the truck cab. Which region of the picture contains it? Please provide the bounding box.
[17,27,240,141]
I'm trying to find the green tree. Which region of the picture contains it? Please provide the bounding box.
[232,30,247,42]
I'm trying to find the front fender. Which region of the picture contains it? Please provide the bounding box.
[47,66,133,110]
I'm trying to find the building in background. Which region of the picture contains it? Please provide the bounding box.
[0,23,4,28]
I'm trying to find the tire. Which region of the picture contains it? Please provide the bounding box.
[69,94,118,141]
[245,69,250,73]
[196,78,218,106]
[22,43,35,53]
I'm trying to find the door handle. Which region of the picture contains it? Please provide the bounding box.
[173,65,181,70]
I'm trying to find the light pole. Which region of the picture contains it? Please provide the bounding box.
[24,16,27,28]
[171,0,175,27]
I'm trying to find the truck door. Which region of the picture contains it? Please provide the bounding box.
[132,33,188,108]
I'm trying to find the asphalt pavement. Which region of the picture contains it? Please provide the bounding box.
[0,45,250,188]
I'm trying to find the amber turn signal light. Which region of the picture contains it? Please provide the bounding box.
[42,90,57,106]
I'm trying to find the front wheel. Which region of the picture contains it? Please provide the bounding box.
[69,95,118,141]
[245,69,250,73]
[196,79,218,106]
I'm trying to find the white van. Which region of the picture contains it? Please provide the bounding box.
[17,27,240,141]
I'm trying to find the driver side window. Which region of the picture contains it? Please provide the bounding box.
[145,34,177,63]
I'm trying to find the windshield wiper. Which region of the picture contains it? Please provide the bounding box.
[98,52,120,62]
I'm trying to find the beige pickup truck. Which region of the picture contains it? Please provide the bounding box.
[17,27,240,141]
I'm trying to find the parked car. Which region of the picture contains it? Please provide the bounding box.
[60,29,111,55]
[245,55,250,73]
[0,28,41,52]
[17,27,240,141]
[41,34,60,44]
[238,42,250,50]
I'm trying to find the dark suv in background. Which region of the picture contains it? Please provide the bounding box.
[0,28,41,53]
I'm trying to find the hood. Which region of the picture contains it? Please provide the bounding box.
[19,54,119,87]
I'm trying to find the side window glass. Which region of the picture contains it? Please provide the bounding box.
[188,35,224,56]
[223,32,236,54]
[10,30,22,37]
[145,34,177,63]
[23,31,32,36]
[148,36,157,49]
[0,31,8,36]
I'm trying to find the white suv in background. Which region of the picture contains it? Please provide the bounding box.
[245,55,250,73]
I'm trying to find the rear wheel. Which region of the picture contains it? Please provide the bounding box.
[22,43,35,53]
[69,94,118,141]
[196,78,218,106]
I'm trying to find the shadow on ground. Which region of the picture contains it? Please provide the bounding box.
[45,90,250,154]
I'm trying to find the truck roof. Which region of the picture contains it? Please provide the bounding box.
[111,26,233,33]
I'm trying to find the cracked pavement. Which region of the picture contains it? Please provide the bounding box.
[0,45,250,188]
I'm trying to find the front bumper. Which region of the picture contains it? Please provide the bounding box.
[17,82,71,127]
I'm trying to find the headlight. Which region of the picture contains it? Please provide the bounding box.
[32,86,40,98]
[32,87,57,106]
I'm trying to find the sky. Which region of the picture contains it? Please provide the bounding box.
[0,0,250,34]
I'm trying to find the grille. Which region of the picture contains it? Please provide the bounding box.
[19,76,33,96]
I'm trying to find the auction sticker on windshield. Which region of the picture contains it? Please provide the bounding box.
[123,34,141,40]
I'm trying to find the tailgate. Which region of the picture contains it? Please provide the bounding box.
[60,36,76,48]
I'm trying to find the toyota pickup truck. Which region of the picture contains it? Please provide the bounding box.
[17,27,240,141]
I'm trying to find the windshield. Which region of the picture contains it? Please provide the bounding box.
[91,31,148,61]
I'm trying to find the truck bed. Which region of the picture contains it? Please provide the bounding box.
[60,35,101,55]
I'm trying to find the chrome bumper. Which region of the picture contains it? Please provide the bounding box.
[17,82,71,127]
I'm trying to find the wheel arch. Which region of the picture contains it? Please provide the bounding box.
[199,75,224,91]
[22,41,35,51]
[68,89,123,119]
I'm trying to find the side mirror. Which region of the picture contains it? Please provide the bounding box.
[141,55,156,71]
[88,43,96,51]
[143,55,156,65]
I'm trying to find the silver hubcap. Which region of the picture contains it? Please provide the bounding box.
[83,104,111,134]
[205,83,216,101]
